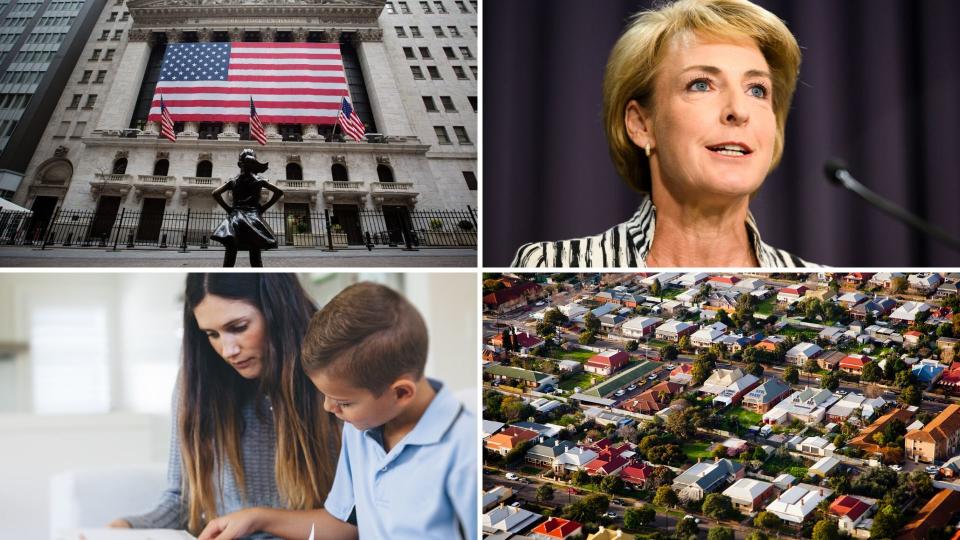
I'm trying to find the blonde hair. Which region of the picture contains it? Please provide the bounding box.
[602,0,801,193]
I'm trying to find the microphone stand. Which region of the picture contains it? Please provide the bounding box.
[824,161,960,253]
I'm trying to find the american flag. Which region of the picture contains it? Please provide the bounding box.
[248,97,267,145]
[337,97,366,142]
[159,95,176,142]
[147,42,349,124]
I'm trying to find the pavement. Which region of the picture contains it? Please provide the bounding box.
[0,245,477,267]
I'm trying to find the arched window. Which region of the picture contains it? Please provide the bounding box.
[331,163,348,182]
[153,159,169,176]
[286,162,303,180]
[196,160,212,178]
[376,164,395,183]
[112,158,127,174]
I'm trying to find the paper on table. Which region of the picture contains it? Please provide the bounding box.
[308,523,315,540]
[59,529,196,540]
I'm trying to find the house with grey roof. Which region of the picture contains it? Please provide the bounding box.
[742,378,792,414]
[526,437,576,467]
[672,458,745,501]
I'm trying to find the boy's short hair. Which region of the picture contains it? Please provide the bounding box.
[301,282,429,395]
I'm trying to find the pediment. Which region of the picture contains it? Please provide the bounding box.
[128,0,385,27]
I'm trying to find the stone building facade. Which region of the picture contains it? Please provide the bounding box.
[10,0,477,244]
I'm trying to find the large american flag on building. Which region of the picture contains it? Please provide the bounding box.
[147,42,350,124]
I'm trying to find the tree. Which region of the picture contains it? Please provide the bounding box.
[716,310,733,328]
[707,527,735,540]
[600,474,623,494]
[650,278,662,298]
[571,469,590,486]
[627,339,639,352]
[894,370,913,389]
[746,533,769,540]
[804,357,821,375]
[649,466,676,489]
[544,307,569,327]
[870,505,902,539]
[536,484,554,502]
[666,408,696,439]
[578,330,597,345]
[501,396,535,422]
[702,493,734,519]
[675,516,698,539]
[662,344,679,361]
[584,312,601,334]
[653,486,678,508]
[901,385,921,406]
[891,276,907,293]
[784,365,799,384]
[678,335,692,352]
[647,443,684,465]
[861,361,881,382]
[747,361,764,377]
[536,321,557,339]
[812,519,840,540]
[624,505,656,530]
[821,371,841,391]
[754,511,781,532]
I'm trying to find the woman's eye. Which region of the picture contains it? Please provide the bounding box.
[689,80,710,92]
[748,85,767,98]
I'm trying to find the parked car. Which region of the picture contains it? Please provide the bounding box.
[627,385,637,391]
[889,464,902,472]
[611,498,625,506]
[505,472,519,480]
[683,515,701,524]
[615,389,626,397]
[510,501,521,508]
[605,511,617,518]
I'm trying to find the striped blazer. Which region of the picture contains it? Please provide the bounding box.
[511,195,816,268]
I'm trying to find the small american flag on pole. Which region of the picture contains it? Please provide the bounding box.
[337,97,366,142]
[159,95,176,142]
[249,97,267,146]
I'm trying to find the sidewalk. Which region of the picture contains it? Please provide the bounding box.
[0,246,477,267]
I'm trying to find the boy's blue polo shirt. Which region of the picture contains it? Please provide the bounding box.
[323,379,477,540]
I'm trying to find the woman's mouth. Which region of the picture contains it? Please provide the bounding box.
[232,358,254,370]
[706,143,753,157]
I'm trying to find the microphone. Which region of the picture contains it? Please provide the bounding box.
[823,159,960,253]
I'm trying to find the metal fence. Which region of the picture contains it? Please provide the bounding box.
[0,206,478,250]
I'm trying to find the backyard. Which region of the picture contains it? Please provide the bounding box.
[681,441,714,461]
[558,372,599,391]
[724,407,763,428]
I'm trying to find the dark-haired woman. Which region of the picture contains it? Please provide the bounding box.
[108,274,340,538]
[212,149,284,268]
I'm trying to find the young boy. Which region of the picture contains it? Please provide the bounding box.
[199,282,477,540]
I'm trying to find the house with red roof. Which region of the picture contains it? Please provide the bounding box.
[584,350,629,376]
[830,495,877,535]
[485,426,540,456]
[620,461,655,488]
[489,331,544,354]
[843,273,874,287]
[939,362,960,392]
[829,495,876,535]
[777,284,809,303]
[583,443,633,476]
[903,330,924,349]
[839,354,871,375]
[669,364,694,385]
[621,381,683,414]
[531,517,583,539]
[708,275,741,288]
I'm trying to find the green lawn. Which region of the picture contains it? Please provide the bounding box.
[756,297,778,316]
[660,287,684,300]
[558,372,598,391]
[681,441,714,460]
[725,406,763,426]
[557,349,596,362]
[778,326,821,341]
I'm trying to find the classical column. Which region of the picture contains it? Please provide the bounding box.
[180,122,199,139]
[353,30,415,138]
[221,122,240,140]
[265,123,282,142]
[99,28,154,132]
[197,28,212,42]
[292,27,307,42]
[303,124,321,140]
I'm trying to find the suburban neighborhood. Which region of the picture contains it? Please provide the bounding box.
[482,272,960,540]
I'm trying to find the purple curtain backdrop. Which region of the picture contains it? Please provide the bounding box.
[482,0,960,267]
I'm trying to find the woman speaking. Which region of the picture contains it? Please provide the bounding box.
[512,0,817,268]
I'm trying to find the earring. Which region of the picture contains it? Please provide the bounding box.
[645,143,652,158]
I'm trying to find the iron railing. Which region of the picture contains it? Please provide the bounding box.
[0,206,478,250]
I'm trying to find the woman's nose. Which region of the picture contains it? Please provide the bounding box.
[220,337,241,359]
[322,396,338,414]
[721,90,749,126]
